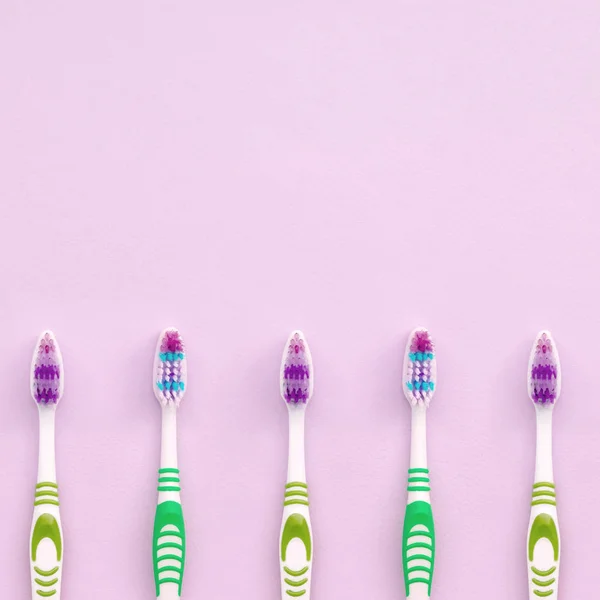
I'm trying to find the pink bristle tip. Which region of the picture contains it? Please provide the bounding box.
[410,329,434,353]
[160,329,184,353]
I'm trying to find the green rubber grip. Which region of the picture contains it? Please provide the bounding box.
[281,513,312,563]
[31,513,63,563]
[402,471,435,597]
[153,469,185,597]
[527,482,559,598]
[153,501,186,596]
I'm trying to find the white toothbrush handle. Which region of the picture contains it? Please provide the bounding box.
[403,405,434,600]
[528,408,560,599]
[30,408,63,600]
[153,405,185,600]
[280,409,313,599]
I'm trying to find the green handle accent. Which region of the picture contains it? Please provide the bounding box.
[530,482,557,508]
[284,566,308,577]
[531,566,556,577]
[532,577,556,587]
[532,491,556,498]
[407,468,432,493]
[528,514,559,562]
[531,499,556,507]
[34,500,60,507]
[34,483,60,508]
[281,514,312,562]
[285,490,308,498]
[35,491,59,498]
[34,567,59,577]
[157,468,181,493]
[153,500,186,596]
[35,577,58,587]
[31,514,62,562]
[403,500,435,596]
[283,484,310,508]
[285,577,308,587]
[156,542,183,551]
[405,577,431,586]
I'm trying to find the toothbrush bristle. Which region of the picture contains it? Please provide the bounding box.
[154,328,187,407]
[529,331,560,405]
[403,328,436,407]
[280,330,313,405]
[31,331,64,405]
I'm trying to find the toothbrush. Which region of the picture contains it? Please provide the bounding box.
[152,328,187,600]
[526,331,561,599]
[29,330,65,600]
[279,330,314,600]
[401,328,437,600]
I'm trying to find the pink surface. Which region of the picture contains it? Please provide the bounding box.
[0,1,599,598]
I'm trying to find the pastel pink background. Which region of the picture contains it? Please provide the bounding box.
[0,1,599,598]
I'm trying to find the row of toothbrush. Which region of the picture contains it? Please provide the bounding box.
[29,327,560,600]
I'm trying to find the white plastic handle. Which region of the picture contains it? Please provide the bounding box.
[528,408,560,599]
[31,409,63,600]
[280,410,313,599]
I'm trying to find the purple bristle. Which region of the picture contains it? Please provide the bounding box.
[154,328,187,406]
[404,328,437,406]
[530,332,559,404]
[282,332,311,404]
[33,332,62,404]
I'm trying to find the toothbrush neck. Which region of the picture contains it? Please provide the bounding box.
[535,407,554,482]
[410,404,428,469]
[37,408,57,482]
[287,409,306,482]
[161,404,178,468]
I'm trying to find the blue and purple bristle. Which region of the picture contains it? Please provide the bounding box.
[528,331,561,405]
[403,328,436,407]
[280,330,313,405]
[154,328,187,406]
[31,331,63,405]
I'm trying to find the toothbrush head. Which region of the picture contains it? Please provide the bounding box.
[31,330,64,406]
[403,327,436,408]
[280,330,313,407]
[153,328,187,407]
[528,330,561,406]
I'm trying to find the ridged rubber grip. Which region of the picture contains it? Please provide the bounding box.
[280,482,313,598]
[402,468,435,599]
[153,468,185,598]
[527,482,559,599]
[30,482,63,599]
